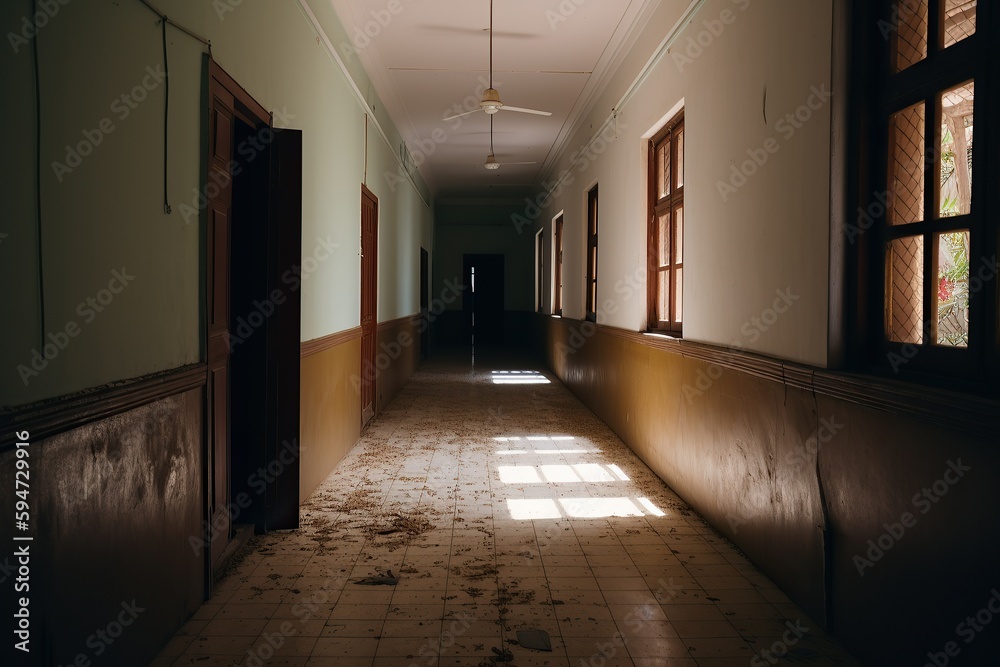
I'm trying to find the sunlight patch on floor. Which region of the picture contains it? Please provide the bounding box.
[491,370,550,384]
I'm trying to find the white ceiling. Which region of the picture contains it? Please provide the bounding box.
[330,0,653,202]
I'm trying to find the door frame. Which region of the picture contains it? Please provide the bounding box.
[360,185,379,428]
[205,58,302,585]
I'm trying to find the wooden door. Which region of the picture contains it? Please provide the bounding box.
[265,128,302,530]
[420,248,429,359]
[360,186,378,428]
[207,67,235,571]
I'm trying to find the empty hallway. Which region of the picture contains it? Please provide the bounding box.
[4,2,998,666]
[153,354,861,667]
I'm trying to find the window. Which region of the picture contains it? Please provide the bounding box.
[585,186,599,321]
[854,0,993,380]
[535,229,545,313]
[554,214,564,316]
[648,111,684,334]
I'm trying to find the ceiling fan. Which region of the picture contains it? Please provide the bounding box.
[483,116,537,170]
[442,0,552,122]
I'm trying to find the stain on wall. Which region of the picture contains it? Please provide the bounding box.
[0,389,204,666]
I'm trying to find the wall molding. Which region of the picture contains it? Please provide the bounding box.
[0,364,206,450]
[376,314,420,333]
[300,326,362,358]
[548,316,999,440]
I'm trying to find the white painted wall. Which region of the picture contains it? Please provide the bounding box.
[0,0,433,406]
[532,0,833,367]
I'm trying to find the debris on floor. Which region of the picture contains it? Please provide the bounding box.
[352,568,398,585]
[516,629,552,651]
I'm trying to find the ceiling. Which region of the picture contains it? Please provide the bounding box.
[330,0,653,203]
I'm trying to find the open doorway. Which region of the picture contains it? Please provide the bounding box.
[462,254,505,346]
[205,59,302,580]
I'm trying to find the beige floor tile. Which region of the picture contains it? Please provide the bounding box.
[155,356,863,667]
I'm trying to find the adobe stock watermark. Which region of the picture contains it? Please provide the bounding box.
[877,0,923,42]
[31,600,145,662]
[553,265,646,361]
[178,107,297,225]
[511,117,627,234]
[580,577,684,666]
[750,619,811,666]
[408,610,476,666]
[229,235,340,351]
[545,0,588,31]
[50,65,168,183]
[672,0,751,72]
[188,438,300,556]
[7,0,72,54]
[682,287,800,404]
[885,255,998,373]
[336,0,413,62]
[922,588,1000,667]
[726,415,844,534]
[853,458,971,576]
[16,268,136,386]
[716,83,832,202]
[240,574,349,666]
[350,277,464,391]
[384,76,491,192]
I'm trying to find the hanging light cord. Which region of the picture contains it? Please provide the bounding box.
[489,0,493,88]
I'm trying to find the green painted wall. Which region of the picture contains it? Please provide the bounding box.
[0,0,433,407]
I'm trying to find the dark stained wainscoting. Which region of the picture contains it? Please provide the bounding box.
[0,366,206,666]
[375,315,422,415]
[535,315,1000,667]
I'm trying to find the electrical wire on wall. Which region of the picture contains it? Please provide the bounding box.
[160,16,171,214]
[135,0,213,214]
[32,0,45,350]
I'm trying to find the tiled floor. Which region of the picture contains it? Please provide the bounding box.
[152,350,863,666]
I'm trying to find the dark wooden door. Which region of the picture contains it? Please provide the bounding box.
[207,67,235,571]
[265,128,302,530]
[360,186,378,428]
[420,248,430,359]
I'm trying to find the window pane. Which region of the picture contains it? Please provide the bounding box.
[892,0,928,72]
[673,206,684,264]
[675,129,684,190]
[939,81,974,218]
[658,213,670,268]
[673,267,683,324]
[943,0,976,48]
[889,102,925,225]
[658,143,670,199]
[658,270,670,324]
[936,231,970,347]
[886,236,925,344]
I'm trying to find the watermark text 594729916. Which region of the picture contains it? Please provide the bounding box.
[12,430,33,654]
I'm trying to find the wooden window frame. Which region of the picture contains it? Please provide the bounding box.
[554,214,564,316]
[585,186,599,322]
[849,0,997,388]
[647,111,684,335]
[535,228,545,313]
